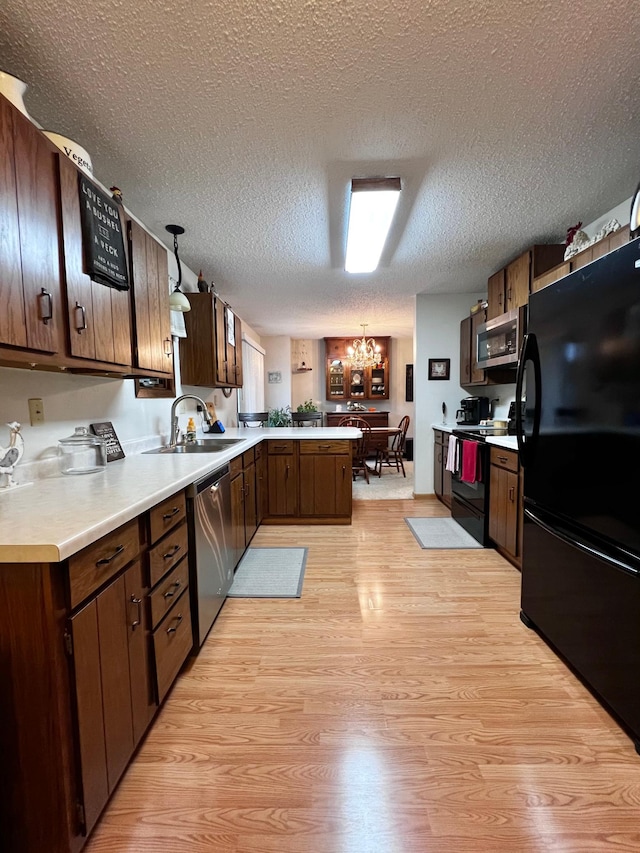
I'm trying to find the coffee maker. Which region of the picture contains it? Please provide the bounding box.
[456,396,490,425]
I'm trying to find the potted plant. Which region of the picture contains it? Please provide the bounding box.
[296,398,318,413]
[267,405,292,427]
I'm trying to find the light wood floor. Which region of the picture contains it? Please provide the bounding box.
[85,498,640,853]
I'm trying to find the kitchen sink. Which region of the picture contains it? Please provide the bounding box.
[143,439,244,454]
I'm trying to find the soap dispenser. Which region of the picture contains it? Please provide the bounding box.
[185,417,197,443]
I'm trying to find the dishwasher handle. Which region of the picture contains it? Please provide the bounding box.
[187,463,230,497]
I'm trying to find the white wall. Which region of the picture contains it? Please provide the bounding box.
[263,336,293,412]
[414,293,481,495]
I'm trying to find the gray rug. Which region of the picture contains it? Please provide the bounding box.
[227,547,308,597]
[405,517,483,549]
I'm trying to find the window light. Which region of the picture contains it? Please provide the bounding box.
[345,177,401,274]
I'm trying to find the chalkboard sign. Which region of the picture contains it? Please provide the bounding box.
[78,174,129,290]
[90,422,125,462]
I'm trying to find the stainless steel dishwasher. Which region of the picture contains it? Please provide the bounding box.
[186,464,235,646]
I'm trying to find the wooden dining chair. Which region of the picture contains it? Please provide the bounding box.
[338,416,371,483]
[291,412,323,427]
[238,412,269,427]
[375,415,410,477]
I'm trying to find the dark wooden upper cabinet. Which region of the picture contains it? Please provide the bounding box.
[180,292,243,388]
[0,95,64,354]
[128,219,173,375]
[58,155,133,367]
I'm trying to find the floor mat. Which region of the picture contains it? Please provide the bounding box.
[227,547,308,597]
[405,516,483,549]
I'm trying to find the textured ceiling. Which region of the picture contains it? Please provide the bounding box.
[2,0,640,339]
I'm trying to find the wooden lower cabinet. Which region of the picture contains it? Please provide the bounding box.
[299,440,352,517]
[70,559,151,835]
[0,491,193,853]
[488,446,521,569]
[230,449,259,567]
[262,438,352,524]
[433,429,452,509]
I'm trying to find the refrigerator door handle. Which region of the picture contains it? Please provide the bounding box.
[525,506,640,579]
[515,332,541,468]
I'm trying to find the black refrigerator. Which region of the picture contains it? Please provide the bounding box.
[516,236,640,751]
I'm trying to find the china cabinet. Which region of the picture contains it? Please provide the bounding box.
[324,336,390,400]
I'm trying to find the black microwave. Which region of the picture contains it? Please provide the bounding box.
[476,305,527,370]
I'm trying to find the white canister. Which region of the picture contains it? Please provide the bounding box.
[0,69,31,119]
[43,131,93,175]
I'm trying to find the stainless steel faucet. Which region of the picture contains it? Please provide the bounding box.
[169,395,215,446]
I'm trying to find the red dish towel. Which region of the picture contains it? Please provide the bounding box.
[461,440,480,484]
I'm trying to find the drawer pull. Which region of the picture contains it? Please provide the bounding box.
[318,444,331,450]
[274,445,287,451]
[95,544,125,566]
[162,506,181,520]
[166,613,183,634]
[74,301,87,333]
[163,580,182,599]
[508,486,515,502]
[163,544,181,560]
[497,456,508,463]
[130,595,142,629]
[39,288,53,324]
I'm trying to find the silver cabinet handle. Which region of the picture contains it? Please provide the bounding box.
[166,613,183,634]
[162,506,180,520]
[96,544,124,566]
[162,544,181,560]
[39,288,53,324]
[130,595,142,628]
[163,580,182,599]
[74,301,87,333]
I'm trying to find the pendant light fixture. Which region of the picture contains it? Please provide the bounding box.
[347,324,381,369]
[166,224,191,312]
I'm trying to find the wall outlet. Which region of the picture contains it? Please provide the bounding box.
[28,398,45,425]
[176,401,188,415]
[214,393,220,407]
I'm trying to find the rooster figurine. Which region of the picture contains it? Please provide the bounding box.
[0,422,25,489]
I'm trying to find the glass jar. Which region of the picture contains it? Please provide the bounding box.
[58,426,107,475]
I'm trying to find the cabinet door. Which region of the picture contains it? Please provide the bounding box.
[215,295,229,385]
[230,473,246,566]
[229,313,243,386]
[123,560,155,746]
[489,465,518,557]
[1,99,64,353]
[244,459,258,543]
[505,251,530,311]
[255,445,267,525]
[59,155,132,366]
[70,562,144,834]
[299,455,351,516]
[433,438,444,499]
[459,317,472,385]
[470,309,487,384]
[267,454,298,516]
[129,220,172,374]
[487,269,505,320]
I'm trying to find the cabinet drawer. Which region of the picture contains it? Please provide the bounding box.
[299,439,351,455]
[490,446,519,473]
[149,491,186,544]
[254,442,264,461]
[153,588,193,703]
[68,519,141,609]
[243,448,255,467]
[229,455,243,477]
[148,520,189,587]
[148,556,190,629]
[268,440,295,455]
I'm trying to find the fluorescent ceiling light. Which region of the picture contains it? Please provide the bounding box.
[345,177,401,274]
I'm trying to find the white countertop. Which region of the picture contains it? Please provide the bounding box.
[0,427,359,564]
[432,423,518,450]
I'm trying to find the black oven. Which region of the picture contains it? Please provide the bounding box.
[450,428,501,546]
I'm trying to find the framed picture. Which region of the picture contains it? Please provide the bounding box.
[428,358,450,381]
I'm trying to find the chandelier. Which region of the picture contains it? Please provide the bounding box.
[347,324,381,369]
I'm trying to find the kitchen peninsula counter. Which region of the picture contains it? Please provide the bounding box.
[0,427,359,563]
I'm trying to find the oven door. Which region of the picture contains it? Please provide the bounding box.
[451,437,489,545]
